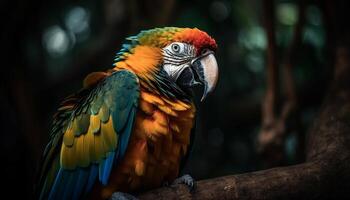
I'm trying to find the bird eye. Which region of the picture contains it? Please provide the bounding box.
[171,44,180,53]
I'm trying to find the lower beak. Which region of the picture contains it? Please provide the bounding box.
[191,52,219,101]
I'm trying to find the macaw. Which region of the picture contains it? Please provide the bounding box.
[36,27,218,200]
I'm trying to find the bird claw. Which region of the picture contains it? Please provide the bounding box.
[109,192,138,200]
[171,174,196,192]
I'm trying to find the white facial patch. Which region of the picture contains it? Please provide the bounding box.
[163,63,191,81]
[162,42,196,81]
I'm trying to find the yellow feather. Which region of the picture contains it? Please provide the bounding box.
[83,128,94,163]
[94,133,104,162]
[90,114,101,134]
[140,92,164,106]
[63,126,74,147]
[162,98,189,111]
[101,116,118,152]
[60,143,76,169]
[114,61,128,70]
[74,134,88,167]
[81,135,90,167]
[158,105,177,117]
[141,118,167,137]
[176,100,191,109]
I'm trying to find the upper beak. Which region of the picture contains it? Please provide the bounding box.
[191,51,219,101]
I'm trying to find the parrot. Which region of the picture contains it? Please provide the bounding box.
[36,27,219,200]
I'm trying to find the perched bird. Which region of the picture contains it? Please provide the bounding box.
[36,27,219,200]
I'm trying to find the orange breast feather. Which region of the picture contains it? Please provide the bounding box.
[94,89,195,199]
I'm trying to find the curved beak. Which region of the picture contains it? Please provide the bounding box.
[191,52,219,101]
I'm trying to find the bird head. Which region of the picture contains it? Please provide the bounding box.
[114,27,218,102]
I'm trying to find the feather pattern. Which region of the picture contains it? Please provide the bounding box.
[36,70,140,200]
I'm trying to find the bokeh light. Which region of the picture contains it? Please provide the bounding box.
[65,6,90,43]
[277,3,298,26]
[42,25,70,57]
[238,26,267,50]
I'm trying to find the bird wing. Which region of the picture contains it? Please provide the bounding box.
[37,70,140,200]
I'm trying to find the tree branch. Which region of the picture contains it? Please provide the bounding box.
[139,161,325,200]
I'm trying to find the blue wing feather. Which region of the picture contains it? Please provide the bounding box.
[72,169,89,200]
[48,169,64,200]
[101,151,116,185]
[118,109,137,157]
[85,164,99,194]
[62,171,77,200]
[98,159,106,183]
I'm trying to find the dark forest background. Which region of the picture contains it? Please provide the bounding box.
[1,0,349,198]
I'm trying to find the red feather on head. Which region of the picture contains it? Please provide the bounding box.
[173,28,217,55]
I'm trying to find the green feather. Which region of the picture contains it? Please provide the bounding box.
[73,113,90,136]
